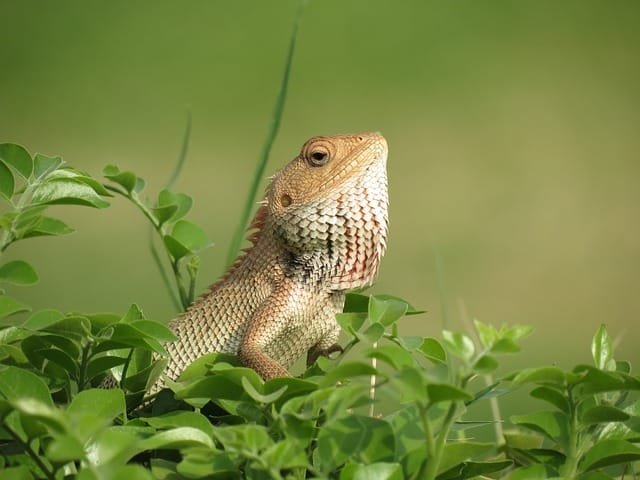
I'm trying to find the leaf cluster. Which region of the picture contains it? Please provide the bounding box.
[2,143,639,479]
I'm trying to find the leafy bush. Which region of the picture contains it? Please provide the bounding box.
[1,143,639,479]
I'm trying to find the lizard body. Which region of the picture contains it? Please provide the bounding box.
[158,132,388,390]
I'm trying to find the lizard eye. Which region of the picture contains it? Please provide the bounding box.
[307,148,330,167]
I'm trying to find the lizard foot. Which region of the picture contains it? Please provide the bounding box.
[306,343,344,366]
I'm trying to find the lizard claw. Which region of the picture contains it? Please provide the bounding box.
[306,343,344,366]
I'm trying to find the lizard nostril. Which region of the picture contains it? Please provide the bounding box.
[281,194,292,207]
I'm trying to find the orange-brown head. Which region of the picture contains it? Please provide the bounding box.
[267,132,389,290]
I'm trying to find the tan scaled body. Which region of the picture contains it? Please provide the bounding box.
[160,132,389,389]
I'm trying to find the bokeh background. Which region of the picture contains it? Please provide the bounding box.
[2,0,639,375]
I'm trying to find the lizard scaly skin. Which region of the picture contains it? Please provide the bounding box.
[157,132,388,390]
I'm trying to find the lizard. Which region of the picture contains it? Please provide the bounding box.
[154,132,389,392]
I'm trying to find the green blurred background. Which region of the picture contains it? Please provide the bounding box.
[2,0,639,372]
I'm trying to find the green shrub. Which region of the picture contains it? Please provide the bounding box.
[1,142,639,480]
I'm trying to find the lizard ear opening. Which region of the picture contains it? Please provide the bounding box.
[280,194,292,207]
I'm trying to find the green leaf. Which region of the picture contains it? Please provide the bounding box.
[419,337,446,363]
[344,293,370,313]
[592,324,613,371]
[33,153,64,179]
[31,178,109,208]
[474,319,498,349]
[0,466,33,480]
[142,411,214,437]
[212,424,272,453]
[365,344,416,370]
[0,294,31,319]
[337,312,367,334]
[427,383,473,403]
[107,323,166,355]
[392,368,426,404]
[241,376,287,404]
[490,337,521,354]
[46,168,111,196]
[89,427,140,466]
[121,303,145,323]
[12,397,67,433]
[580,439,640,472]
[0,143,32,179]
[46,315,91,338]
[573,365,640,394]
[129,320,177,342]
[502,430,544,449]
[374,294,424,315]
[152,204,178,226]
[530,386,570,414]
[261,439,310,471]
[385,404,424,458]
[442,330,474,360]
[510,411,568,443]
[171,220,210,251]
[580,406,630,425]
[140,426,214,450]
[37,348,78,377]
[46,433,86,462]
[0,366,53,405]
[474,354,498,373]
[438,460,513,480]
[513,366,565,386]
[163,234,192,260]
[369,295,408,326]
[0,160,14,199]
[315,415,395,473]
[0,343,28,363]
[360,322,385,343]
[158,189,193,222]
[437,442,494,474]
[174,375,245,401]
[103,164,138,193]
[177,449,239,478]
[0,260,38,285]
[21,216,74,238]
[340,462,403,480]
[396,336,424,351]
[22,309,65,331]
[86,355,127,381]
[319,362,379,387]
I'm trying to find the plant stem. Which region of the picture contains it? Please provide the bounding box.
[3,423,55,480]
[425,401,459,480]
[561,388,580,479]
[78,344,91,391]
[119,348,135,391]
[225,0,306,268]
[416,402,436,479]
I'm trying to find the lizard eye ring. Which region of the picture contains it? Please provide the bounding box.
[307,147,330,167]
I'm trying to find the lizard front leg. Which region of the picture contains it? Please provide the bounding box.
[239,280,319,379]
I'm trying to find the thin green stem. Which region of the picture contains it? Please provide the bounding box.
[171,258,189,309]
[3,423,55,480]
[225,0,306,268]
[78,344,91,391]
[149,237,182,311]
[428,402,460,480]
[416,402,436,479]
[561,388,580,479]
[119,348,135,391]
[165,110,192,191]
